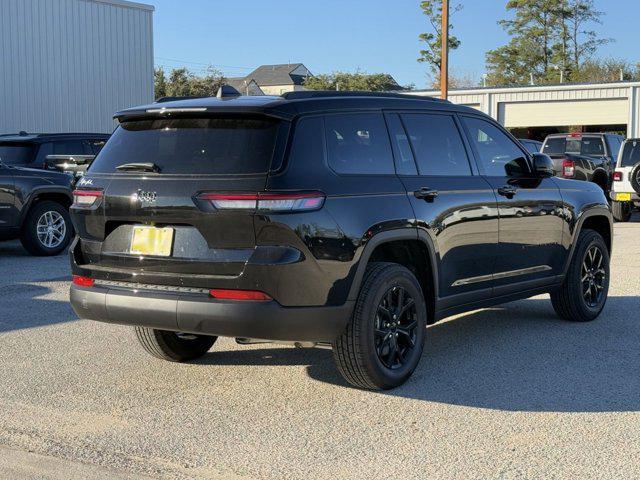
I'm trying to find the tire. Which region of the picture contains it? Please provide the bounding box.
[134,327,217,362]
[630,163,640,194]
[19,201,73,256]
[332,262,427,390]
[612,201,632,222]
[550,229,610,322]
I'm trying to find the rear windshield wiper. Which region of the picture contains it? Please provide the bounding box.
[115,162,160,173]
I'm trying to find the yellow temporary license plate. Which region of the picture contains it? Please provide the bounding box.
[616,193,632,201]
[130,226,174,256]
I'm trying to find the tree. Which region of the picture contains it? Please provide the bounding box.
[429,70,479,90]
[303,71,411,91]
[154,66,226,99]
[571,58,637,83]
[154,67,167,99]
[485,0,611,86]
[566,0,611,71]
[417,0,462,85]
[486,0,564,86]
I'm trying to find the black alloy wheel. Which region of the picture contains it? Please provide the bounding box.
[581,245,607,308]
[374,286,419,370]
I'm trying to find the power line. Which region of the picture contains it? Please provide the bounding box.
[154,56,253,71]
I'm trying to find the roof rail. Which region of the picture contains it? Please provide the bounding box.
[155,96,206,103]
[280,90,448,102]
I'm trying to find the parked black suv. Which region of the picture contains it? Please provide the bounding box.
[0,132,109,177]
[0,162,74,255]
[541,132,624,193]
[69,92,612,390]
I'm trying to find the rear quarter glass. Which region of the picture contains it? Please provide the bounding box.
[89,117,281,175]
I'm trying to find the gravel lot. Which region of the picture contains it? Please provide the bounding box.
[1,218,639,479]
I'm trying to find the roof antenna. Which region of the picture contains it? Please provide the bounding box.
[216,85,241,99]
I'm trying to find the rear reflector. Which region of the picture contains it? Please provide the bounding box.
[209,289,272,301]
[199,192,325,212]
[72,189,103,207]
[562,159,575,178]
[613,171,622,181]
[72,275,94,287]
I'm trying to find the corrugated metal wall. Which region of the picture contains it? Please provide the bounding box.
[413,82,640,137]
[0,0,154,134]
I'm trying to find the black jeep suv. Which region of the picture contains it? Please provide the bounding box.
[0,161,74,255]
[0,132,109,177]
[69,92,612,390]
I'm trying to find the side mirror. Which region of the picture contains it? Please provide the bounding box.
[532,153,555,177]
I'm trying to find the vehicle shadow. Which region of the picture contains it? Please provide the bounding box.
[0,283,76,333]
[200,295,640,413]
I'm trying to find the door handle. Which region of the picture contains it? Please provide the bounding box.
[497,185,517,198]
[414,187,439,202]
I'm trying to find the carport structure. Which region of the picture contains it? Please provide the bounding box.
[414,81,640,140]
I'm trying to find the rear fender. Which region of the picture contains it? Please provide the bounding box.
[346,229,439,302]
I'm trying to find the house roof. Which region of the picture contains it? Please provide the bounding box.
[246,63,310,86]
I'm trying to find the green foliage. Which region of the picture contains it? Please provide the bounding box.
[485,0,613,86]
[303,71,410,92]
[417,0,462,82]
[154,66,226,100]
[571,58,640,83]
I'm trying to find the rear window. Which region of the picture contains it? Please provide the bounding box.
[542,137,566,155]
[89,117,279,175]
[543,136,605,156]
[0,142,38,165]
[620,140,640,167]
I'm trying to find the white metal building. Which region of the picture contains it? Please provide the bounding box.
[414,81,640,139]
[0,0,154,134]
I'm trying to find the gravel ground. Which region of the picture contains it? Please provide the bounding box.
[0,217,639,479]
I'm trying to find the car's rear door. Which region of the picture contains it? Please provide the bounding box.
[386,111,499,303]
[460,115,564,295]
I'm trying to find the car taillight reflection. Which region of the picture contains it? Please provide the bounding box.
[72,189,103,207]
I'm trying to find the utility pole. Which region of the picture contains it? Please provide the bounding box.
[440,0,449,100]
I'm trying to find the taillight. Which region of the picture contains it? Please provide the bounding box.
[613,171,622,181]
[562,159,575,178]
[198,192,325,212]
[72,189,103,207]
[72,275,94,287]
[209,289,272,301]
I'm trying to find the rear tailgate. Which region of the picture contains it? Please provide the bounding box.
[71,115,282,281]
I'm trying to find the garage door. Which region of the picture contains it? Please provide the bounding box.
[499,98,628,128]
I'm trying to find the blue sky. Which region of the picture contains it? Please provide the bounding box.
[150,0,639,89]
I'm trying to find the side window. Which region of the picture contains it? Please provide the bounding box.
[385,114,417,175]
[401,113,471,176]
[34,142,53,167]
[53,140,85,155]
[607,136,621,159]
[85,139,107,155]
[462,116,529,177]
[324,113,394,175]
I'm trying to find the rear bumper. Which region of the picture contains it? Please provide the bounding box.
[70,284,353,343]
[609,191,640,202]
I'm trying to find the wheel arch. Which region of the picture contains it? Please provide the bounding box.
[19,187,73,227]
[591,168,610,192]
[563,207,612,276]
[347,229,439,324]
